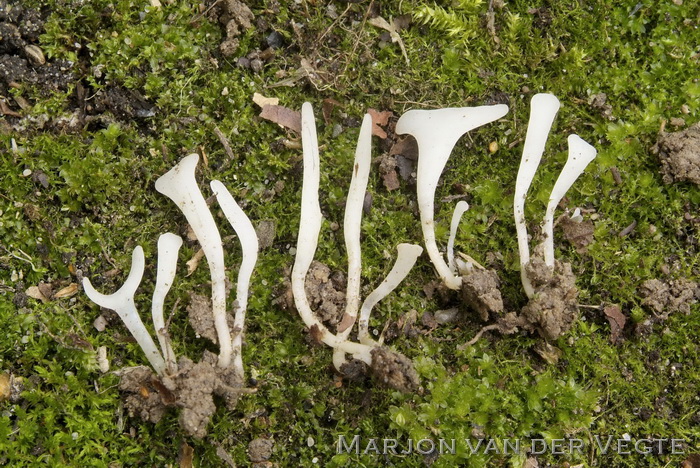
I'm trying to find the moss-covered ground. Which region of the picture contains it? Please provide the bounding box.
[0,0,698,466]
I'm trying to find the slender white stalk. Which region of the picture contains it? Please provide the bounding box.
[358,243,423,345]
[336,113,372,336]
[514,93,560,297]
[211,180,259,380]
[83,246,166,375]
[152,233,182,373]
[396,105,508,290]
[447,201,470,273]
[542,134,597,266]
[155,154,232,368]
[291,103,376,365]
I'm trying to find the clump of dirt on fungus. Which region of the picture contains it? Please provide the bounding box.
[277,261,347,330]
[460,268,504,321]
[369,347,419,393]
[519,257,578,341]
[654,122,700,185]
[339,358,370,383]
[187,293,235,344]
[117,351,244,439]
[206,0,255,57]
[639,278,700,318]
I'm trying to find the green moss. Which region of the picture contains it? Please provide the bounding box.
[0,0,698,466]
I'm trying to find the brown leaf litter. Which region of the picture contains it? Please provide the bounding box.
[603,304,626,344]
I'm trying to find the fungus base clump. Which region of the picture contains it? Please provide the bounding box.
[368,347,420,393]
[118,351,244,439]
[520,257,579,341]
[459,268,504,322]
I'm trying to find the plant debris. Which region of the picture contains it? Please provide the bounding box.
[603,304,626,344]
[259,104,302,133]
[560,216,595,253]
[367,108,393,139]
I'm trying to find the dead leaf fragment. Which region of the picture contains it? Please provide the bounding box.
[522,457,539,468]
[681,454,700,468]
[37,282,54,300]
[308,324,324,345]
[0,99,21,117]
[179,441,194,468]
[0,373,10,401]
[25,285,49,303]
[260,105,302,133]
[252,92,279,108]
[368,16,410,64]
[93,315,108,332]
[54,283,79,299]
[367,108,393,139]
[534,341,562,364]
[322,98,341,124]
[560,216,595,253]
[186,249,205,276]
[603,304,626,343]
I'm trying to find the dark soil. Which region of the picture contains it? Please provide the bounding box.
[0,1,75,112]
[655,122,700,185]
[117,351,244,439]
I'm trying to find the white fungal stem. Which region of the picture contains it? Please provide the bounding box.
[211,180,259,380]
[396,105,509,290]
[514,93,560,298]
[152,233,182,374]
[447,201,470,273]
[542,134,597,266]
[336,113,372,338]
[358,243,423,345]
[155,154,232,368]
[292,103,375,368]
[83,246,167,375]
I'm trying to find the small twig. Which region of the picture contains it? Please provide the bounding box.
[315,4,352,46]
[618,220,637,237]
[213,126,236,162]
[190,0,221,24]
[458,324,500,349]
[100,245,118,269]
[609,167,622,185]
[577,303,603,310]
